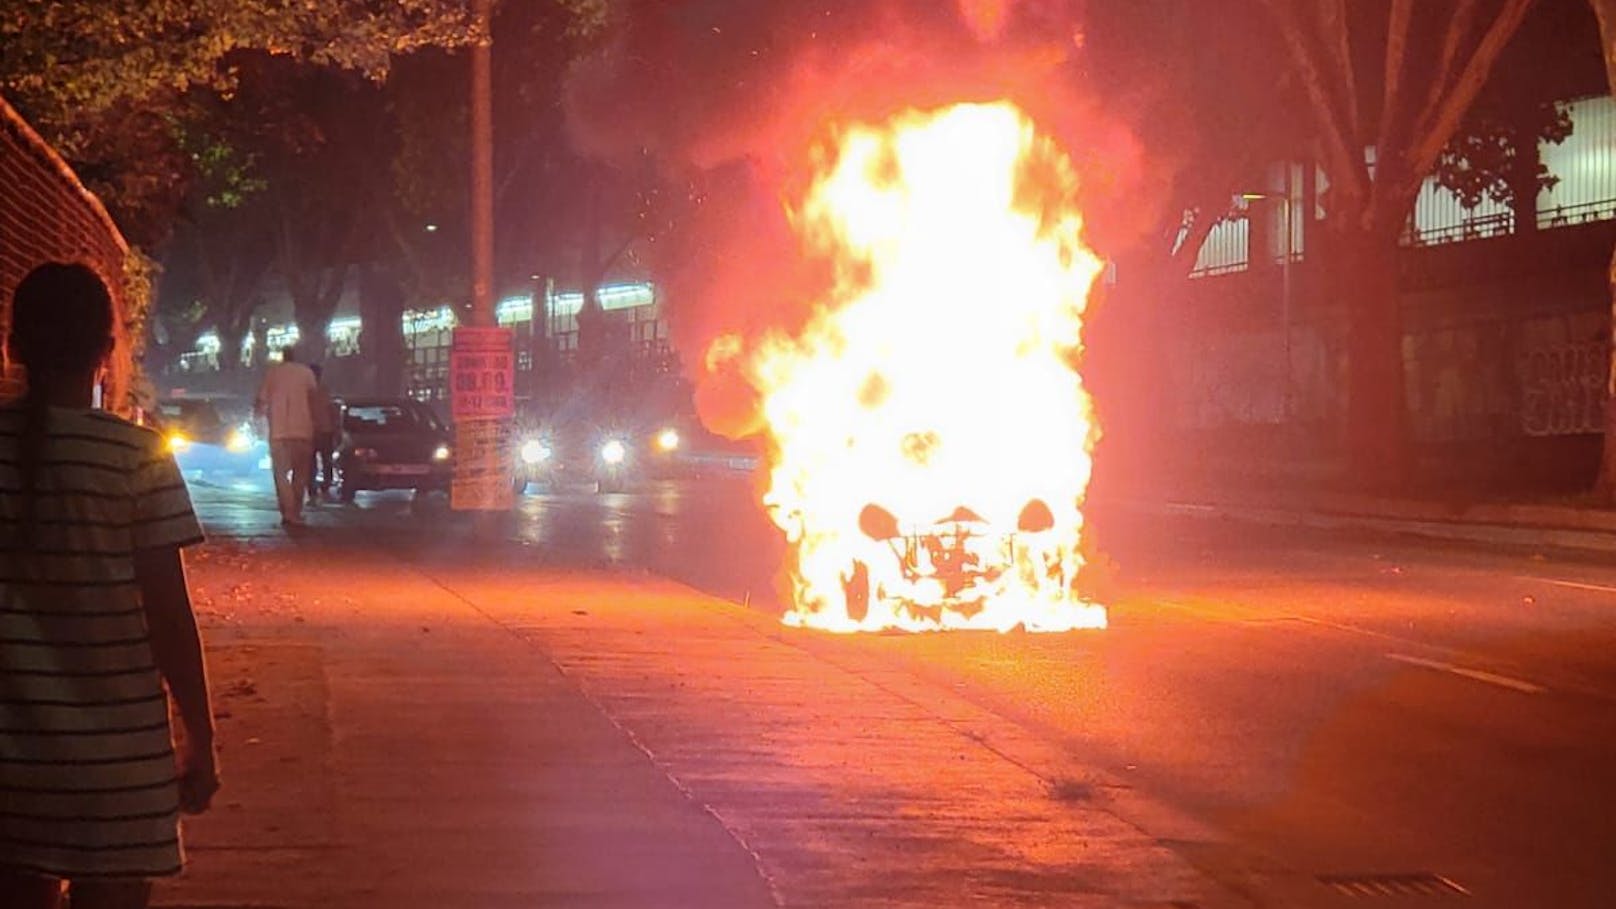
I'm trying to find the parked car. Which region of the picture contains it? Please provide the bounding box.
[335,398,452,501]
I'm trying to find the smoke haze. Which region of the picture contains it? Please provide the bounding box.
[562,0,1156,436]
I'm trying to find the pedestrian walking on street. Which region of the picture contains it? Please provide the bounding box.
[255,346,318,526]
[308,364,339,503]
[0,263,219,909]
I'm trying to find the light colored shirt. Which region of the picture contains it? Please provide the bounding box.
[256,361,318,441]
[0,406,204,878]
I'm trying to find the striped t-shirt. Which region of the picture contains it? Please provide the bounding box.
[0,406,204,879]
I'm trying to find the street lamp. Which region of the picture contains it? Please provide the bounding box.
[1237,181,1296,427]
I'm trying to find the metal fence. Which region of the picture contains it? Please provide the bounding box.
[1190,217,1250,276]
[1189,94,1616,263]
[1539,95,1616,229]
[1406,185,1514,246]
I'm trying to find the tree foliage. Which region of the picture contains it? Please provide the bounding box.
[0,0,480,245]
[0,0,477,124]
[1434,100,1570,210]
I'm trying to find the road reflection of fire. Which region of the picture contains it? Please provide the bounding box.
[712,101,1106,633]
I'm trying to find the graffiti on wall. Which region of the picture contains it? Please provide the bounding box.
[1521,340,1609,436]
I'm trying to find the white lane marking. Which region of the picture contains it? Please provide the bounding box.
[1385,652,1546,694]
[1522,577,1616,594]
[1448,667,1547,695]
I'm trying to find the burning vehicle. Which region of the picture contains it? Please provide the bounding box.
[710,102,1106,633]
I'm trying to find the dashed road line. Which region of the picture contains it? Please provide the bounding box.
[1521,577,1616,595]
[1385,652,1546,694]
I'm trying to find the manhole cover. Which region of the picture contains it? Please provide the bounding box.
[1318,873,1469,898]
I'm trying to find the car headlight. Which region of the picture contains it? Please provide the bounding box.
[225,426,253,453]
[654,428,681,452]
[599,438,627,465]
[520,439,552,465]
[166,432,190,453]
[432,444,452,462]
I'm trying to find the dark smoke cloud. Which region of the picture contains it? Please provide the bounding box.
[563,0,1160,436]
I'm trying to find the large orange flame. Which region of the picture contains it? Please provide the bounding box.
[716,101,1105,633]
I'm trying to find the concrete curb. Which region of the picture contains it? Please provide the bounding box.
[1293,493,1616,535]
[1144,499,1616,555]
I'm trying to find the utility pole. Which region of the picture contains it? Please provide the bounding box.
[470,0,495,327]
[1278,165,1294,427]
[451,0,516,518]
[1240,180,1296,429]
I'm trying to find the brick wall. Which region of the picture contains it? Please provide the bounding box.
[0,94,132,410]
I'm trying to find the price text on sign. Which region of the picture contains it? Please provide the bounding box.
[451,419,514,511]
[450,327,515,420]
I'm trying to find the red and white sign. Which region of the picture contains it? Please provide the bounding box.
[451,418,514,511]
[450,327,515,420]
[451,326,515,511]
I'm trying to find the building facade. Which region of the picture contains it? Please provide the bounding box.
[166,280,675,410]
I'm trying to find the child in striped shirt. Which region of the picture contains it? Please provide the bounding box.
[0,263,219,908]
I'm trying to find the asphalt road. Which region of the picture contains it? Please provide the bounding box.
[191,471,1616,907]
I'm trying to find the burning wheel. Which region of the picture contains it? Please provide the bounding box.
[841,560,870,624]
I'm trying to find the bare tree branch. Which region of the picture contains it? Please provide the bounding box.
[1428,0,1485,104]
[1317,0,1361,139]
[1403,0,1536,202]
[1407,0,1483,167]
[1170,196,1231,274]
[1258,0,1369,206]
[1377,0,1415,159]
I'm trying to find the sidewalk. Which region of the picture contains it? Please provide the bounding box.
[152,512,1243,907]
[158,539,774,909]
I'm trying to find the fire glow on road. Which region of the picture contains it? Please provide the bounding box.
[713,102,1106,634]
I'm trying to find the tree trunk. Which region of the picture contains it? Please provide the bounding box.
[1509,120,1541,238]
[217,325,247,373]
[1589,0,1616,502]
[1597,241,1616,501]
[250,320,269,370]
[1337,225,1412,490]
[359,268,407,397]
[291,265,350,364]
[575,173,607,368]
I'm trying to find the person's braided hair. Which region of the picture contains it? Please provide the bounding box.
[8,263,115,549]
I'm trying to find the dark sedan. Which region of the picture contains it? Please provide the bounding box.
[335,398,452,501]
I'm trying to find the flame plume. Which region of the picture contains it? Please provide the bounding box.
[717,101,1106,633]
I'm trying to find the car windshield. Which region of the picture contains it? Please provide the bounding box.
[345,404,437,433]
